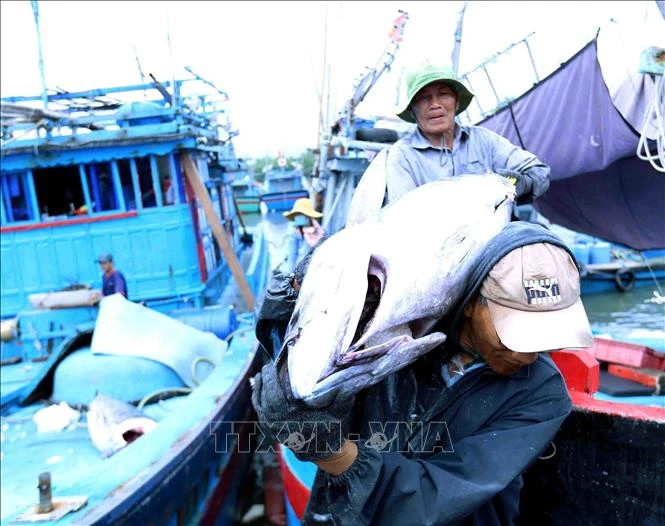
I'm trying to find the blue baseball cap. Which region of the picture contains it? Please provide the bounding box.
[97,253,113,263]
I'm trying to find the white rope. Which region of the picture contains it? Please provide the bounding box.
[636,73,665,173]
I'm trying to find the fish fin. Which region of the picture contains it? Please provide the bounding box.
[346,147,389,226]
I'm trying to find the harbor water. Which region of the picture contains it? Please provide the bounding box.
[582,284,665,351]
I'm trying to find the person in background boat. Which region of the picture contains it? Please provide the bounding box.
[162,175,175,205]
[251,221,593,525]
[97,253,128,299]
[281,198,325,273]
[385,61,550,205]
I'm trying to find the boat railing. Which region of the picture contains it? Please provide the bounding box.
[456,32,540,126]
[1,76,234,148]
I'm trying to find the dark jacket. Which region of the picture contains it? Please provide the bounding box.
[303,353,571,525]
[301,222,576,525]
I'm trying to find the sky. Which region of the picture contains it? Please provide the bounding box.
[1,1,663,158]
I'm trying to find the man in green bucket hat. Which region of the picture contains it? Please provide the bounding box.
[386,60,550,205]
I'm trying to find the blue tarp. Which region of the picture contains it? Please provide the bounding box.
[478,39,665,251]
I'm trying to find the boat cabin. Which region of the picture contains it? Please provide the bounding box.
[1,78,245,361]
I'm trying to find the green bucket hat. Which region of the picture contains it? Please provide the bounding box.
[396,62,474,123]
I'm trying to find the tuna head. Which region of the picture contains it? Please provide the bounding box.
[282,173,515,407]
[87,393,157,458]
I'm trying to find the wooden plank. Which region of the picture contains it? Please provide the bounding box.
[181,153,255,311]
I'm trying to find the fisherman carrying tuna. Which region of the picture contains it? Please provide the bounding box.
[251,221,593,525]
[385,60,550,205]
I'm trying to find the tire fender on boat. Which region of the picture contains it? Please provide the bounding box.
[614,269,635,292]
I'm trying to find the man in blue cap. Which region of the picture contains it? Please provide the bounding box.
[387,61,550,204]
[97,253,128,299]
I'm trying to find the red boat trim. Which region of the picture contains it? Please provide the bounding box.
[608,364,662,391]
[550,350,600,394]
[569,391,665,422]
[277,447,311,520]
[1,211,138,232]
[590,337,665,370]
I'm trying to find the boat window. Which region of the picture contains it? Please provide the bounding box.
[1,171,33,223]
[117,159,137,211]
[135,156,157,208]
[33,166,86,219]
[153,155,175,206]
[84,163,119,212]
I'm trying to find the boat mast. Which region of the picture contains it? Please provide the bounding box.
[451,1,469,76]
[334,10,409,134]
[318,2,330,140]
[30,0,49,110]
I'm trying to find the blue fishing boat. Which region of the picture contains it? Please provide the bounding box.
[260,159,309,213]
[0,68,272,523]
[232,172,263,215]
[515,207,665,296]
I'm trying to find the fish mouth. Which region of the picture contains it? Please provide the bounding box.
[117,417,157,445]
[349,271,383,347]
[303,332,447,408]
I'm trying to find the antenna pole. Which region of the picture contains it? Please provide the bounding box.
[30,0,49,110]
[318,2,329,136]
[165,8,178,110]
[133,44,146,84]
[451,1,469,76]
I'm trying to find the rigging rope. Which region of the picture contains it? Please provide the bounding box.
[636,73,665,173]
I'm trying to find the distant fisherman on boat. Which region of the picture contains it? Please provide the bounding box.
[387,61,550,204]
[252,222,593,525]
[97,253,128,299]
[281,198,325,273]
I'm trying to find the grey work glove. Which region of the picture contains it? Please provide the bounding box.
[254,271,298,360]
[495,168,529,198]
[251,362,354,462]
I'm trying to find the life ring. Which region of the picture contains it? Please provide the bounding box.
[614,269,635,292]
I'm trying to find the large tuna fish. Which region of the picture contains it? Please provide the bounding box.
[278,168,515,407]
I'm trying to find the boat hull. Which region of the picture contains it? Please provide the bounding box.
[581,265,665,295]
[235,196,261,214]
[520,401,665,526]
[261,190,310,213]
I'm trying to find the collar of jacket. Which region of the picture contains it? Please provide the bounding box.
[405,122,470,150]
